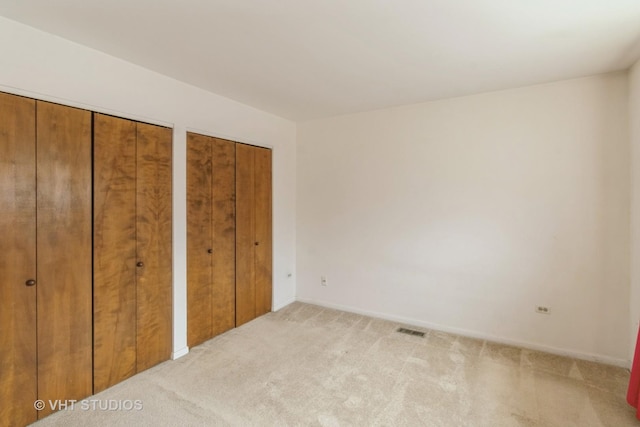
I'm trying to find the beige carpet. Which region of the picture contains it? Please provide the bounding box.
[33,302,636,426]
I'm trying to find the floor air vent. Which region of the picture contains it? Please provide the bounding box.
[396,327,425,337]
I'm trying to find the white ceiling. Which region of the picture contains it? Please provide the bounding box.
[1,1,640,121]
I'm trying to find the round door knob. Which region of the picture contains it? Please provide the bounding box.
[207,249,213,254]
[254,242,259,246]
[137,262,144,267]
[25,279,36,287]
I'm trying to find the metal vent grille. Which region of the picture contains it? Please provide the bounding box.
[396,327,425,337]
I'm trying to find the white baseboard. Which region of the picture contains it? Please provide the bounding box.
[273,297,297,312]
[171,347,189,360]
[296,297,631,369]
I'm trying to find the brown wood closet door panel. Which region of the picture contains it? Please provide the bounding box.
[211,138,236,337]
[136,123,172,372]
[36,101,93,417]
[0,93,37,426]
[93,113,137,393]
[254,147,272,317]
[235,144,256,326]
[186,132,213,347]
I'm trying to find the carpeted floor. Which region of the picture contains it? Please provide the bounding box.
[33,302,636,426]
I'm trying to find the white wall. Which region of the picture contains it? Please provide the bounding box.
[0,17,297,358]
[631,59,640,360]
[297,73,630,365]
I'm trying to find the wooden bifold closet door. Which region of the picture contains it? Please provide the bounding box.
[93,114,172,393]
[135,123,173,372]
[36,101,93,418]
[187,135,272,345]
[236,143,272,326]
[187,132,236,347]
[0,93,38,426]
[0,93,92,424]
[0,92,173,426]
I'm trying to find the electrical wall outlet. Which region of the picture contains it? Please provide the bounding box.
[535,306,551,314]
[321,276,327,287]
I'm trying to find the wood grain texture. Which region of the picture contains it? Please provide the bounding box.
[186,132,213,347]
[93,113,137,393]
[136,123,172,372]
[36,101,93,418]
[254,147,272,317]
[0,92,37,426]
[211,138,236,336]
[235,144,256,326]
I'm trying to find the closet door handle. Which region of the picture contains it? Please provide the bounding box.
[255,242,259,246]
[207,248,213,254]
[25,279,36,287]
[137,262,144,268]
